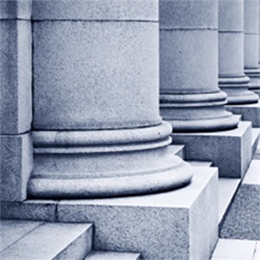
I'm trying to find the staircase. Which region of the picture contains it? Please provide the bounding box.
[0,220,140,260]
[1,126,259,260]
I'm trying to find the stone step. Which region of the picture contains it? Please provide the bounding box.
[187,161,212,167]
[219,159,260,240]
[168,144,185,159]
[0,220,43,252]
[84,251,141,260]
[1,167,219,260]
[218,178,241,226]
[252,127,260,156]
[210,239,258,260]
[0,221,93,260]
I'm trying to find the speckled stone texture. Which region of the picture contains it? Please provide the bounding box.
[218,0,259,104]
[0,0,32,20]
[220,160,260,240]
[56,168,218,260]
[159,0,239,131]
[0,134,33,202]
[226,101,260,127]
[32,0,159,130]
[0,0,33,202]
[1,168,218,260]
[171,121,252,178]
[1,200,58,222]
[33,21,160,130]
[29,0,193,198]
[0,3,32,134]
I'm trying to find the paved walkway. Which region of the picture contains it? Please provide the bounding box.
[211,239,260,260]
[211,142,260,260]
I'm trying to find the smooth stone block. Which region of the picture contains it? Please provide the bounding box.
[84,251,141,260]
[220,160,260,240]
[218,0,243,32]
[32,0,158,21]
[218,178,241,225]
[187,161,212,167]
[211,239,256,259]
[253,242,260,260]
[159,0,217,29]
[0,20,32,134]
[168,144,185,159]
[33,21,160,130]
[57,168,218,260]
[0,222,93,260]
[255,143,260,159]
[252,128,260,156]
[171,121,252,178]
[1,200,58,221]
[0,133,33,202]
[226,102,260,127]
[0,220,43,252]
[0,0,31,20]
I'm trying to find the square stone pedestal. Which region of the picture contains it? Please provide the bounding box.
[1,168,218,260]
[225,102,260,127]
[0,133,33,202]
[171,121,252,178]
[220,160,260,240]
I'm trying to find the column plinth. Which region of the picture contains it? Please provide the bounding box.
[28,0,192,199]
[244,0,260,95]
[159,0,239,132]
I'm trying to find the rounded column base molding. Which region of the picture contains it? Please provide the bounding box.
[160,91,239,132]
[245,68,260,94]
[219,75,259,104]
[28,157,192,199]
[28,122,193,199]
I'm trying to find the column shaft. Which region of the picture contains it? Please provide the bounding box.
[218,0,258,104]
[160,0,239,131]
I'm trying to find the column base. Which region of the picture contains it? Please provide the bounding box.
[2,167,219,260]
[160,91,239,132]
[219,75,259,104]
[225,101,260,127]
[245,68,260,97]
[171,121,252,178]
[28,122,193,199]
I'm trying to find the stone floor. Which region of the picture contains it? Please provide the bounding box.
[210,141,260,260]
[211,239,260,260]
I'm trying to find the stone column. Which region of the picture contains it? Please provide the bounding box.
[160,0,239,132]
[160,0,252,179]
[218,0,259,104]
[244,0,260,96]
[28,0,192,199]
[0,0,33,202]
